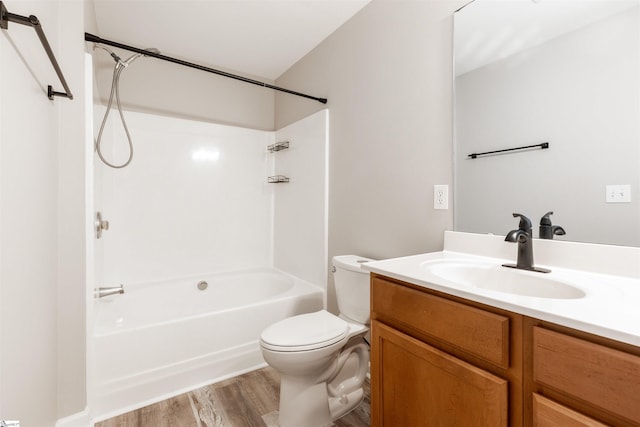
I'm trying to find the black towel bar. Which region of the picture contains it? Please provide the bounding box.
[0,1,73,100]
[468,142,549,159]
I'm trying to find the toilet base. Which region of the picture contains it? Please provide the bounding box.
[279,378,333,427]
[276,339,369,427]
[329,388,364,420]
[277,376,366,427]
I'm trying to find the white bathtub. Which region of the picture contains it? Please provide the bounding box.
[91,268,323,421]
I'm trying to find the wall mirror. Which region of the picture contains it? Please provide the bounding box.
[453,0,639,247]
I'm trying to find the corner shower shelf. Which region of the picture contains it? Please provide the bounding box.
[268,175,290,184]
[268,141,290,152]
[268,141,290,183]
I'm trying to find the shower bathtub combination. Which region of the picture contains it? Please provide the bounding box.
[91,268,323,420]
[89,76,329,420]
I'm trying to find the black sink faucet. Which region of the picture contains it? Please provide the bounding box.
[503,213,550,273]
[539,211,566,240]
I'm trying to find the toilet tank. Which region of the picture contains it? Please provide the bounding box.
[332,255,375,325]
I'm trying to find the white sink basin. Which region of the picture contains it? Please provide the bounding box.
[422,260,586,299]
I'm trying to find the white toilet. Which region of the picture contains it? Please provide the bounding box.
[260,255,374,427]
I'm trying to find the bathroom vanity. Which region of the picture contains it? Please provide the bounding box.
[364,232,640,427]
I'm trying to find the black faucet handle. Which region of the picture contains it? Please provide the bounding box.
[512,213,532,232]
[539,211,566,239]
[540,211,554,226]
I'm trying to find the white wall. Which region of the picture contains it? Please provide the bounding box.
[0,3,58,424]
[96,111,275,285]
[275,0,464,312]
[0,0,87,425]
[455,7,640,246]
[273,110,328,291]
[57,1,90,419]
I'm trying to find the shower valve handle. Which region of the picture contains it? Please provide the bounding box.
[95,211,110,239]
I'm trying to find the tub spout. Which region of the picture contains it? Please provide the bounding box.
[95,285,124,298]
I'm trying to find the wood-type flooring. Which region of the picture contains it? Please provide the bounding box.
[95,366,370,427]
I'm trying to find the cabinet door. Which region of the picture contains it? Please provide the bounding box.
[371,320,508,427]
[533,394,608,427]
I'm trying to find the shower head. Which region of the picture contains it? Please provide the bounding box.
[93,43,122,63]
[121,47,161,66]
[93,43,160,67]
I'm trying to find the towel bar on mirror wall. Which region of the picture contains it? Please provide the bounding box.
[268,175,290,183]
[468,142,549,159]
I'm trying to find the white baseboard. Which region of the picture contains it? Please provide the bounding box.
[55,407,91,427]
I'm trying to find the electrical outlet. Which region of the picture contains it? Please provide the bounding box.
[434,185,449,210]
[605,185,631,203]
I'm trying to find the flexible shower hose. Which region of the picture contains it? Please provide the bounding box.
[95,51,136,169]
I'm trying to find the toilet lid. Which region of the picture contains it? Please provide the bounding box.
[260,310,349,351]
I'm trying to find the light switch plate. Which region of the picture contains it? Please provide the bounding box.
[605,185,631,203]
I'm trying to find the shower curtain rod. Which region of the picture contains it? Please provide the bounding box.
[85,33,327,104]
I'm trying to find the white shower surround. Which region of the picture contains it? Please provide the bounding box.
[92,108,329,417]
[96,108,328,284]
[97,111,274,284]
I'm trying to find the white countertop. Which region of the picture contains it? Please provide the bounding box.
[362,231,640,347]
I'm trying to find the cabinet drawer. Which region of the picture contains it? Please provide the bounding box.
[533,327,640,424]
[533,393,607,427]
[372,276,510,368]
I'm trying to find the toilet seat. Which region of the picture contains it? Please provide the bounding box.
[260,310,349,352]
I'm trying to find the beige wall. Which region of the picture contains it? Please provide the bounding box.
[92,50,276,131]
[275,0,463,312]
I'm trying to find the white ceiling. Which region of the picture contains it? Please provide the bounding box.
[455,0,639,76]
[91,0,371,80]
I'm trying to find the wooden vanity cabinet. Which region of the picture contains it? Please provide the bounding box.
[528,320,640,427]
[370,273,524,427]
[371,273,640,427]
